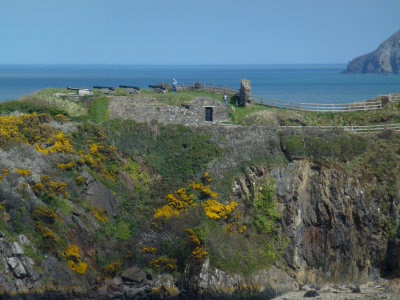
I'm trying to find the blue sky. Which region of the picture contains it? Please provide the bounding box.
[0,0,399,64]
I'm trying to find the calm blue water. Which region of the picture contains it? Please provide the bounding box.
[1,64,400,104]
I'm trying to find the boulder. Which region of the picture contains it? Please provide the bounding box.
[11,242,24,256]
[6,257,27,279]
[121,266,147,284]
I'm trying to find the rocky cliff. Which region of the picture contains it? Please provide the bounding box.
[344,29,400,74]
[0,96,399,299]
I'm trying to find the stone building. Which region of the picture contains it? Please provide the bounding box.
[109,96,229,125]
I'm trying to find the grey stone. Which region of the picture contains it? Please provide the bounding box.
[6,257,27,278]
[113,276,123,286]
[122,266,147,284]
[81,170,117,218]
[18,234,30,246]
[11,242,24,256]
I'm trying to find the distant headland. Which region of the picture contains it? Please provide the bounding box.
[344,29,400,74]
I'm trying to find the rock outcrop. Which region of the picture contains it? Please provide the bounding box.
[344,29,400,74]
[232,160,391,286]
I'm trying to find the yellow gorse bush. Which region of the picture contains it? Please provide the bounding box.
[0,113,75,155]
[139,246,157,254]
[153,188,195,227]
[91,205,108,222]
[62,245,88,274]
[189,182,218,199]
[35,131,75,155]
[31,175,67,199]
[13,169,32,176]
[185,228,208,259]
[149,256,177,272]
[153,171,238,227]
[57,161,75,171]
[101,260,122,278]
[203,199,238,220]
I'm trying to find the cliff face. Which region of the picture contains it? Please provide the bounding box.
[0,108,399,298]
[344,29,400,74]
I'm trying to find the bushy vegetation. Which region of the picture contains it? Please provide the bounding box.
[102,119,220,191]
[280,130,368,162]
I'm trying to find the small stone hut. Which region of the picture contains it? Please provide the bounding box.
[182,97,228,123]
[109,96,228,125]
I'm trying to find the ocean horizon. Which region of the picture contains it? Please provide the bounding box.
[1,64,400,104]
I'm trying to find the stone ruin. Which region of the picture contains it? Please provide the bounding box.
[239,79,251,106]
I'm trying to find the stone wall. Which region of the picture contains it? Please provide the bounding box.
[109,96,228,125]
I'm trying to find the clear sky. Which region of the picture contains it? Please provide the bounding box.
[0,0,399,65]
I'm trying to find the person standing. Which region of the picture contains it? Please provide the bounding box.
[172,78,177,93]
[223,93,228,104]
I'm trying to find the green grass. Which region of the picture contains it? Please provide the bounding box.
[228,98,400,127]
[88,96,110,123]
[21,88,88,117]
[140,89,226,106]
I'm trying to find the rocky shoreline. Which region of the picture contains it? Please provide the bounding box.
[274,279,400,300]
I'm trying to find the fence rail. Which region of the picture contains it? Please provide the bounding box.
[280,123,400,134]
[171,81,400,113]
[253,96,382,112]
[389,94,400,102]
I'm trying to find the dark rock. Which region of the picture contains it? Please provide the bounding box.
[351,285,361,293]
[121,266,147,284]
[344,29,400,74]
[81,171,117,218]
[385,237,400,277]
[304,290,319,297]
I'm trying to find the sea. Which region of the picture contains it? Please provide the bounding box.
[1,64,400,104]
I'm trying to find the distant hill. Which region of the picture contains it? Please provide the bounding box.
[344,29,400,74]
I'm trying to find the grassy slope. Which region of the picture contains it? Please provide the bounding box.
[2,88,398,280]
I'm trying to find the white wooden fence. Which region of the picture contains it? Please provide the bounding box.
[281,123,400,134]
[173,81,400,113]
[389,93,400,102]
[253,96,382,112]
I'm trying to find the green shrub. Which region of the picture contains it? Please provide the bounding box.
[280,132,367,162]
[0,101,68,116]
[89,97,110,123]
[254,177,280,234]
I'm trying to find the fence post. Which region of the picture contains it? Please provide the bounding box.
[203,82,206,90]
